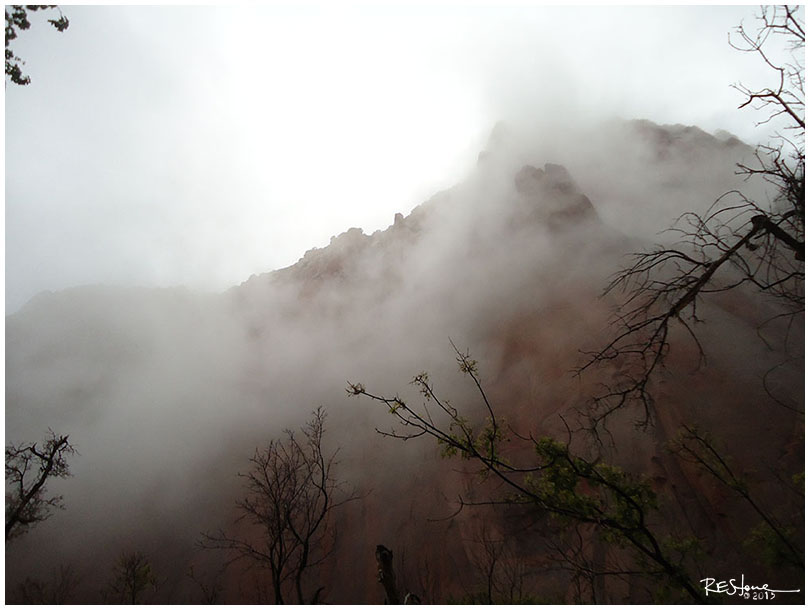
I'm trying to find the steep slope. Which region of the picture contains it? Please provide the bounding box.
[5,120,801,603]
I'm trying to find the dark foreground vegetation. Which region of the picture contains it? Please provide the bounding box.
[6,5,804,604]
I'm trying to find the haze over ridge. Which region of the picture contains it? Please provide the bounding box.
[8,118,798,602]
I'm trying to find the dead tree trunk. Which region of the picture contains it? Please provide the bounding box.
[374,545,422,604]
[375,545,400,604]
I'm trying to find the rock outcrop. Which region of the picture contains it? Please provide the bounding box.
[5,120,801,604]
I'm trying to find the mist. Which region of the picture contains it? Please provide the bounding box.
[5,4,781,313]
[6,117,790,600]
[6,4,804,604]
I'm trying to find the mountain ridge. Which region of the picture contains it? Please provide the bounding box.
[7,119,798,604]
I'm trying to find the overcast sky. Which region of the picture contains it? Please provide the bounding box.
[4,3,790,313]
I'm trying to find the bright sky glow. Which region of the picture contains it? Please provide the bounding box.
[4,4,794,312]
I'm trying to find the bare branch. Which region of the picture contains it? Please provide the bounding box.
[6,430,76,541]
[199,408,359,604]
[349,348,704,602]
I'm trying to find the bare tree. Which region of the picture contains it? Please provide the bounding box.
[186,564,225,604]
[348,9,803,604]
[105,550,158,604]
[6,430,75,541]
[732,5,804,144]
[464,521,534,604]
[14,564,81,604]
[201,407,356,604]
[579,5,804,431]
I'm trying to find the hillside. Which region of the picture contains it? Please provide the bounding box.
[5,120,803,603]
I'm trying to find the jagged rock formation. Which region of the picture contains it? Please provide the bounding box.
[514,162,597,229]
[5,120,802,603]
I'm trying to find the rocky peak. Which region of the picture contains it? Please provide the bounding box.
[626,119,749,161]
[513,162,598,229]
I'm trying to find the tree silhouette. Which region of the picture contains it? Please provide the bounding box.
[105,551,158,604]
[354,7,805,602]
[579,5,804,432]
[348,345,704,602]
[14,564,81,604]
[6,430,75,541]
[201,408,357,604]
[672,425,804,569]
[5,5,69,85]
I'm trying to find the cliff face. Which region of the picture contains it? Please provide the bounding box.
[5,121,802,603]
